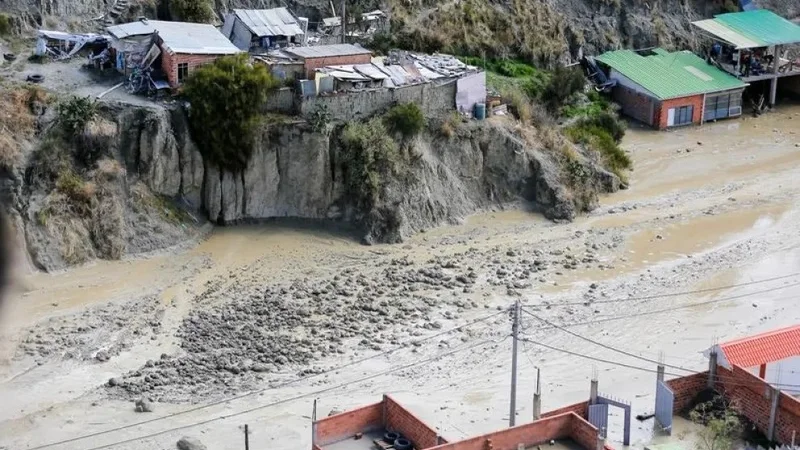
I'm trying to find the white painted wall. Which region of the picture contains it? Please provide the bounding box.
[747,356,800,395]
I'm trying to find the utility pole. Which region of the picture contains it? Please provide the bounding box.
[340,0,346,44]
[509,300,520,427]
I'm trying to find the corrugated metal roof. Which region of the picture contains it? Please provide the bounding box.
[692,19,764,49]
[692,10,800,49]
[107,20,241,55]
[233,8,304,38]
[284,44,371,59]
[716,10,800,47]
[596,48,746,100]
[719,324,800,368]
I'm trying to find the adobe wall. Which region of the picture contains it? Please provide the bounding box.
[312,402,383,446]
[298,81,457,121]
[655,95,704,130]
[384,395,444,448]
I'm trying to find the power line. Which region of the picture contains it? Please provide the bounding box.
[80,337,508,450]
[520,307,697,373]
[29,310,509,450]
[527,280,800,330]
[524,272,800,308]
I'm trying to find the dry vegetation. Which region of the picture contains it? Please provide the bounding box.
[0,86,49,170]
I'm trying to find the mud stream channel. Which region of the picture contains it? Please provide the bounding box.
[2,107,800,450]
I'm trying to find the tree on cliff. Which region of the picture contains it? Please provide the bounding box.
[183,54,280,172]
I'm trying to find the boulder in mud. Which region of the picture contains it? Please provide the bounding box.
[177,436,207,450]
[95,351,110,362]
[135,398,153,413]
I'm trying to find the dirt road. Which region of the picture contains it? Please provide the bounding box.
[1,107,800,450]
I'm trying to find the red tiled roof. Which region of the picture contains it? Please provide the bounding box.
[720,324,800,368]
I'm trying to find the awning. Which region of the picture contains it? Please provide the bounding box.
[692,19,764,49]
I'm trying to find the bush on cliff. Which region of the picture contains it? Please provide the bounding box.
[384,103,425,138]
[170,0,215,23]
[339,119,401,211]
[183,54,280,172]
[541,65,586,112]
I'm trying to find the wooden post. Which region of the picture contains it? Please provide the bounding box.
[244,424,250,450]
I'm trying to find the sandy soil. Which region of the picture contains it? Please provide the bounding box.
[1,106,800,450]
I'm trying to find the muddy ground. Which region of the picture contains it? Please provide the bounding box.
[1,107,800,450]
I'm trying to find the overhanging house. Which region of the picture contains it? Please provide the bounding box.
[692,9,800,105]
[106,20,242,88]
[221,7,307,51]
[596,48,747,129]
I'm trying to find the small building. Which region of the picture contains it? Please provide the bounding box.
[596,48,747,129]
[281,44,373,79]
[221,8,306,52]
[106,20,242,88]
[692,9,800,105]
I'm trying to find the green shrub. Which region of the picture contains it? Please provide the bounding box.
[183,54,280,171]
[170,0,215,23]
[309,104,331,133]
[0,13,11,35]
[502,86,532,123]
[564,123,631,176]
[541,65,586,112]
[339,119,401,211]
[384,103,425,138]
[57,96,98,136]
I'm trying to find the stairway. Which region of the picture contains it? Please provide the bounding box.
[95,0,131,33]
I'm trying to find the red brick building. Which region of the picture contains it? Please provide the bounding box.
[596,49,748,130]
[281,44,372,79]
[107,20,243,89]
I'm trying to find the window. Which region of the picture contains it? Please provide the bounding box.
[177,63,189,84]
[667,105,693,127]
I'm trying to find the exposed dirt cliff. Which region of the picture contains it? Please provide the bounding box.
[6,98,619,270]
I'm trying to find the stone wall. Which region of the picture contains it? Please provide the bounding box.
[298,81,457,122]
[264,87,296,114]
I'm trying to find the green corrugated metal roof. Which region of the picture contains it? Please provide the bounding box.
[715,10,800,47]
[596,48,747,100]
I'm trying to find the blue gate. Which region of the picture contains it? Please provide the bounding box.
[598,393,632,446]
[588,403,609,437]
[655,380,674,434]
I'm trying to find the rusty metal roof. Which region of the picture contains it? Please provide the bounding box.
[719,324,800,368]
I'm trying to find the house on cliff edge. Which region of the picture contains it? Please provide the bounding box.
[106,20,242,88]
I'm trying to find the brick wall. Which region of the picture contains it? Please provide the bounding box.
[302,53,372,79]
[427,412,576,450]
[655,95,704,130]
[666,372,709,413]
[159,45,227,89]
[384,395,443,449]
[715,365,800,444]
[541,401,589,419]
[571,413,602,450]
[612,85,656,126]
[312,402,383,446]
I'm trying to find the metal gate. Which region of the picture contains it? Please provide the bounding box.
[655,380,674,434]
[588,403,609,437]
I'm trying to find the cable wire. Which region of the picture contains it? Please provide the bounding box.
[523,272,800,307]
[28,310,509,450]
[521,307,698,373]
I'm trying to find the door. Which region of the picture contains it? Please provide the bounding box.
[667,108,676,126]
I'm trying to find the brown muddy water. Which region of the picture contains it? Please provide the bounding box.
[2,106,800,450]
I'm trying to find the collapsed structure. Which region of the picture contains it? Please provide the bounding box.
[596,48,748,129]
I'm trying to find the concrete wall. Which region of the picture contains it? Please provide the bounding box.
[656,95,704,130]
[264,87,295,114]
[298,81,457,121]
[312,402,383,446]
[758,357,800,396]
